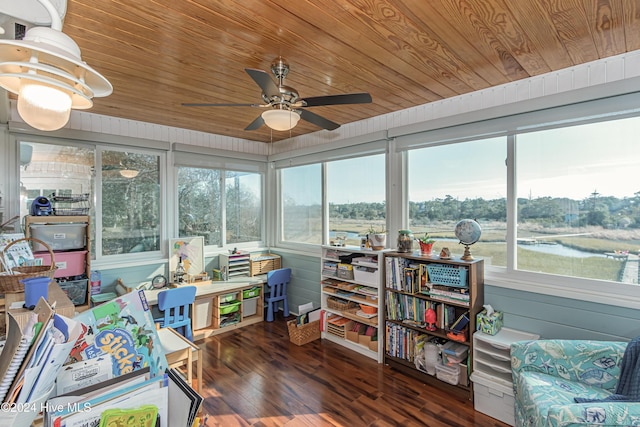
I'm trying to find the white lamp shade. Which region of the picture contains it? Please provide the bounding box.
[119,169,139,179]
[17,82,71,131]
[261,109,300,131]
[0,25,112,131]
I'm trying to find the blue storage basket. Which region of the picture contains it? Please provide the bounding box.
[427,264,468,287]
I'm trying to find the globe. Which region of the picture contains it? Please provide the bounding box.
[454,219,482,260]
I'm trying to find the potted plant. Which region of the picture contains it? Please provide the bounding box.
[417,232,435,255]
[367,224,387,250]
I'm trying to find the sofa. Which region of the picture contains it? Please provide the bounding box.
[511,339,640,427]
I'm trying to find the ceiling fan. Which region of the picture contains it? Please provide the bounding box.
[182,57,372,131]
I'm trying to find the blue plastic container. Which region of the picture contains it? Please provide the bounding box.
[21,276,50,309]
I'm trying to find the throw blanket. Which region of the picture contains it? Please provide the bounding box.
[575,336,640,403]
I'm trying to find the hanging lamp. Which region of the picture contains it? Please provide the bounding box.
[0,0,112,131]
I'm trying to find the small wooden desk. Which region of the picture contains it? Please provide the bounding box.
[158,327,203,395]
[145,276,266,341]
[5,281,75,333]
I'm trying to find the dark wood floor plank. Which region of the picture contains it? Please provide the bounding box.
[197,315,509,427]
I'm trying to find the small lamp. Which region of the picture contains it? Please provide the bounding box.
[0,0,112,131]
[261,109,300,131]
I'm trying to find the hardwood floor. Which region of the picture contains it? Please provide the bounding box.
[195,315,510,427]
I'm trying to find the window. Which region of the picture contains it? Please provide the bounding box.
[101,150,161,255]
[177,167,263,247]
[327,154,386,246]
[226,171,261,244]
[408,138,507,266]
[177,167,222,246]
[515,117,640,284]
[280,164,322,245]
[19,141,163,259]
[20,142,94,219]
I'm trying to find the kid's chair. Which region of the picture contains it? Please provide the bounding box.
[264,268,291,322]
[155,286,197,341]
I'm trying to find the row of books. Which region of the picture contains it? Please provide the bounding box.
[386,291,466,331]
[385,322,427,363]
[385,256,470,305]
[385,291,429,323]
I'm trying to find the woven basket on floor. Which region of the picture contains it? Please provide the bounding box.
[0,237,56,294]
[287,319,321,346]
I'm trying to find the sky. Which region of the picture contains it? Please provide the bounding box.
[283,116,640,205]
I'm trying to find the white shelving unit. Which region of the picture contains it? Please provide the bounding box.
[219,252,251,277]
[320,245,385,362]
[471,328,539,426]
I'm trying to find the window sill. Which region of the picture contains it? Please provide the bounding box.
[485,267,640,309]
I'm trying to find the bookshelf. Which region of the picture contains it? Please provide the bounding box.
[383,251,484,400]
[320,245,385,362]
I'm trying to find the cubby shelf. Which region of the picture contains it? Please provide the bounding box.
[320,245,386,362]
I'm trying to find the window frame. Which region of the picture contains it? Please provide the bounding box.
[397,97,640,309]
[173,145,267,257]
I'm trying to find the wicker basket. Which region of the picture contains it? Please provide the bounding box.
[326,296,357,311]
[287,319,321,346]
[0,237,56,294]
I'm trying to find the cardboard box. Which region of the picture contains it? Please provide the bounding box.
[476,309,503,335]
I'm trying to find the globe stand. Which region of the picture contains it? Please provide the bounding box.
[460,244,474,261]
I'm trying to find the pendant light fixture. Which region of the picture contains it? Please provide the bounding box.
[0,0,112,131]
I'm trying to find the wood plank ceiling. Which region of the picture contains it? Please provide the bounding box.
[61,0,640,143]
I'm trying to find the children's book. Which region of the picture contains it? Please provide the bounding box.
[57,290,168,394]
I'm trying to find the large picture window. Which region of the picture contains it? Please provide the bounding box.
[177,167,263,247]
[515,117,640,284]
[19,142,162,258]
[327,154,386,247]
[408,138,507,266]
[281,164,322,245]
[101,150,161,255]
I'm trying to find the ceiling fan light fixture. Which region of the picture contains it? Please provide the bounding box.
[261,109,300,131]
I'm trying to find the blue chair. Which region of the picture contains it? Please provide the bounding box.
[155,286,197,341]
[264,268,291,322]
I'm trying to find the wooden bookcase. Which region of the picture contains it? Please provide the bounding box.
[320,245,385,362]
[383,251,484,400]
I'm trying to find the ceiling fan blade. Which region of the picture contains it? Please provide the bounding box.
[245,68,280,98]
[244,115,265,131]
[298,92,372,107]
[182,103,257,107]
[299,110,340,130]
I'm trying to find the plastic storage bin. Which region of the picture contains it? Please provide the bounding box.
[29,223,86,251]
[471,371,515,426]
[33,250,87,278]
[242,297,258,317]
[220,292,238,303]
[219,300,241,315]
[353,266,378,286]
[193,297,213,329]
[57,278,88,305]
[435,362,460,385]
[242,286,261,299]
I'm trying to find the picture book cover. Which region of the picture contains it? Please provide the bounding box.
[58,290,168,393]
